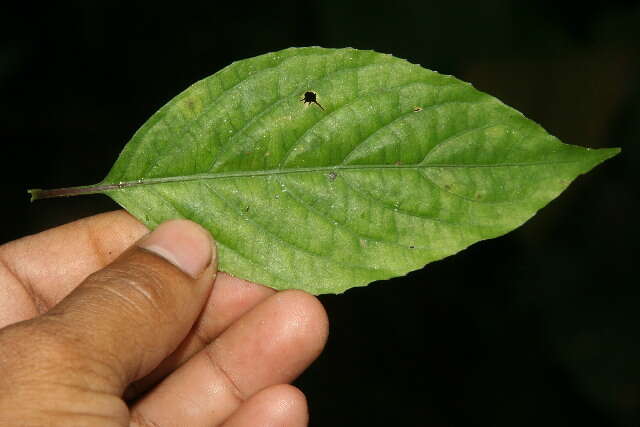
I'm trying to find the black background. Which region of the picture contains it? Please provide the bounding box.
[2,1,639,425]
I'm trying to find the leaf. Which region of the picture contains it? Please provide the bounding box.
[29,47,620,294]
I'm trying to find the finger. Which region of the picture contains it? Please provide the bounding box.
[221,384,308,427]
[0,211,147,319]
[34,219,216,395]
[125,273,275,400]
[130,290,328,426]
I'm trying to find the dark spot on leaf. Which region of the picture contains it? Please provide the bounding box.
[413,106,423,112]
[244,206,250,213]
[409,245,415,249]
[300,91,324,110]
[328,171,337,181]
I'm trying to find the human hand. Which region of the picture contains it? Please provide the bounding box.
[0,211,328,426]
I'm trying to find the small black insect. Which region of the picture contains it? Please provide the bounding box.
[300,91,324,110]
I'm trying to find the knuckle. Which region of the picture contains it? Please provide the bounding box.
[83,252,185,324]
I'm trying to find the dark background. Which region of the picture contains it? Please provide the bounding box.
[2,1,639,425]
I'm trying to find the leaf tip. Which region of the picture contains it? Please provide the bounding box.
[594,146,622,164]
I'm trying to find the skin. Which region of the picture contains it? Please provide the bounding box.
[0,210,329,426]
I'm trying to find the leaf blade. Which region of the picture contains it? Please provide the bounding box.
[65,47,620,294]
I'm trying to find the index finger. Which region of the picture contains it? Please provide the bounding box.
[0,211,148,314]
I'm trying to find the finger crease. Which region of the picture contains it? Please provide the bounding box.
[84,220,114,268]
[191,324,210,349]
[130,410,163,427]
[0,253,49,314]
[203,347,246,403]
[99,284,155,317]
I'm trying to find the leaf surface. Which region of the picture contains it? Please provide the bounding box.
[30,47,620,294]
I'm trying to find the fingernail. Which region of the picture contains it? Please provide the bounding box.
[138,219,214,278]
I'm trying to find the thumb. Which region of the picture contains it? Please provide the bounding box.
[39,219,216,395]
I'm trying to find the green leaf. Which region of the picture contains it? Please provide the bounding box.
[29,47,620,294]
